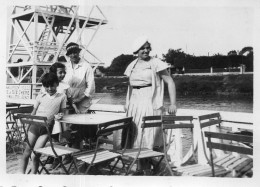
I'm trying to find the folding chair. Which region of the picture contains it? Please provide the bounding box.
[173,112,252,177]
[72,117,132,175]
[18,114,80,175]
[122,116,165,175]
[172,113,230,176]
[205,131,253,177]
[6,106,32,153]
[6,106,34,152]
[161,115,196,176]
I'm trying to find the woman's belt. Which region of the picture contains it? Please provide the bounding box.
[132,84,152,89]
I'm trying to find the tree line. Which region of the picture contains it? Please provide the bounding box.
[99,46,253,76]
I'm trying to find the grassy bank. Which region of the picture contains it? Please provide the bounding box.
[95,74,253,97]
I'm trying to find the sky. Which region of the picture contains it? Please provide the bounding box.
[81,1,257,66]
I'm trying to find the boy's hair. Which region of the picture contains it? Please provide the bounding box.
[49,62,66,74]
[41,73,59,87]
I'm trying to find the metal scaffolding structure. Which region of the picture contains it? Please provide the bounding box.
[6,5,107,99]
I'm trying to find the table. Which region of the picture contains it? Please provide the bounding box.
[6,103,21,119]
[58,113,129,126]
[6,98,36,105]
[58,113,132,150]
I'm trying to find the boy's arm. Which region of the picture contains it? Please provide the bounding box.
[31,100,40,115]
[59,95,67,114]
[59,108,66,114]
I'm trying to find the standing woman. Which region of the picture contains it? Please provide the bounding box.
[64,42,95,113]
[124,36,177,172]
[63,42,95,149]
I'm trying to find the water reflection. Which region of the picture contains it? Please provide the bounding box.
[93,93,253,113]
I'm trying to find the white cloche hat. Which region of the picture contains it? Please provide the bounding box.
[132,35,149,54]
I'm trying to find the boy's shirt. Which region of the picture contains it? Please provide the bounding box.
[39,81,72,98]
[34,92,67,124]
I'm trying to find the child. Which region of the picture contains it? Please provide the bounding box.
[40,62,79,114]
[39,63,79,139]
[19,73,67,174]
[40,63,79,169]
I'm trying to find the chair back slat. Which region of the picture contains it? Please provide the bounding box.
[142,116,161,121]
[17,114,47,121]
[19,119,47,127]
[98,123,129,135]
[205,131,253,143]
[200,119,222,128]
[99,117,133,128]
[141,122,162,128]
[163,123,194,130]
[199,113,220,121]
[11,106,33,120]
[11,106,33,114]
[162,115,193,122]
[206,142,253,155]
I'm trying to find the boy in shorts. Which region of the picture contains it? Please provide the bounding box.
[19,73,67,174]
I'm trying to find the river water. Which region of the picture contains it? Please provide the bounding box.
[93,93,253,113]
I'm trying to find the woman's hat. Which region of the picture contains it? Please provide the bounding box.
[132,35,149,54]
[66,42,82,56]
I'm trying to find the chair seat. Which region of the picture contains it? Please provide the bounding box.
[173,154,253,177]
[75,150,120,164]
[35,145,80,157]
[121,148,164,159]
[173,164,228,177]
[214,154,252,169]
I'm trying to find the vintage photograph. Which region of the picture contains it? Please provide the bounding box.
[2,0,259,186]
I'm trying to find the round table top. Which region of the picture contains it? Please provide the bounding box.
[58,113,129,125]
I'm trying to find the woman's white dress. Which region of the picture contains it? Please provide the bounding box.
[125,58,169,149]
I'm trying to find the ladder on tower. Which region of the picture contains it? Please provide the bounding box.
[37,15,55,62]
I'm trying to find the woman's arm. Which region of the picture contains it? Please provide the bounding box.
[72,103,80,114]
[159,69,177,114]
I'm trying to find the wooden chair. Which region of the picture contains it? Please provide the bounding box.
[6,106,33,153]
[173,113,229,176]
[18,114,80,174]
[72,117,132,175]
[205,131,253,177]
[161,115,196,176]
[173,112,253,177]
[121,116,165,175]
